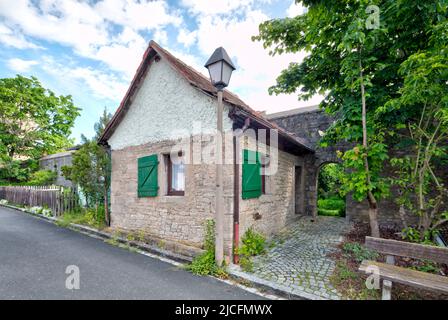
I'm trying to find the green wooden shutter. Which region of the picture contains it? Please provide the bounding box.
[137,154,159,197]
[242,149,262,199]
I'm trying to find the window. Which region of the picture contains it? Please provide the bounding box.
[261,164,266,194]
[166,152,185,196]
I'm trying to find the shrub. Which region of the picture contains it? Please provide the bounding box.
[342,242,379,263]
[187,250,217,276]
[236,228,266,272]
[317,198,345,217]
[28,170,57,186]
[402,227,437,245]
[239,228,266,257]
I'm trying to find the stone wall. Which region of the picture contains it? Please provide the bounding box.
[40,152,75,187]
[110,137,235,253]
[268,108,344,219]
[268,107,410,226]
[237,133,303,238]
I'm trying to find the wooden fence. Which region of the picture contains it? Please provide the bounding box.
[0,185,80,216]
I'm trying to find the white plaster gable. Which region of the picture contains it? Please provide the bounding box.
[108,57,233,150]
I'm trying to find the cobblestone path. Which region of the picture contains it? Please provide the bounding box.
[250,216,352,300]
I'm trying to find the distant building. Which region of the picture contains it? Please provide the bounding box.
[39,147,79,187]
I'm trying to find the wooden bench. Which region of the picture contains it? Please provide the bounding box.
[358,236,448,299]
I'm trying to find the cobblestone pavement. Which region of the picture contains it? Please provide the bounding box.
[250,216,352,300]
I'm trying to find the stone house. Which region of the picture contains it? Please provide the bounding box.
[99,41,414,261]
[98,41,316,260]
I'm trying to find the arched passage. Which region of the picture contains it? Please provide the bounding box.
[315,162,346,218]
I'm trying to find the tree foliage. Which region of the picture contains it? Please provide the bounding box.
[0,75,80,181]
[385,19,448,241]
[62,108,112,213]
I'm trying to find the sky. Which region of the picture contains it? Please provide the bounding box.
[0,0,322,142]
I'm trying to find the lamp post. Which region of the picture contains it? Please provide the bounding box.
[205,47,235,266]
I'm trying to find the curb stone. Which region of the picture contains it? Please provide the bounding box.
[1,204,290,299]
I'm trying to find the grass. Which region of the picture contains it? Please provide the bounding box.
[330,259,381,300]
[185,220,229,279]
[317,198,346,217]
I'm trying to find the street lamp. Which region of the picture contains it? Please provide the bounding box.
[205,47,235,266]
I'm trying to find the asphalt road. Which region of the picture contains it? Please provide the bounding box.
[0,206,262,300]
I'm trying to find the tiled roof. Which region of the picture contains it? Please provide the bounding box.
[99,40,313,152]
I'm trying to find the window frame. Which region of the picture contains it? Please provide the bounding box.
[260,153,270,195]
[166,153,185,196]
[261,163,266,194]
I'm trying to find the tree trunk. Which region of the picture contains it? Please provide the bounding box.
[398,204,408,230]
[359,56,380,238]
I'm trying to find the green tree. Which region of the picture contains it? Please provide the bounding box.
[94,107,113,140]
[62,107,112,225]
[0,75,80,181]
[253,0,445,236]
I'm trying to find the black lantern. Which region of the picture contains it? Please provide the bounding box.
[204,47,235,91]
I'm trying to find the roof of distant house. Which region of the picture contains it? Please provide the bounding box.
[40,150,76,161]
[266,105,321,120]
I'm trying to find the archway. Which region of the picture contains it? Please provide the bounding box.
[316,162,346,218]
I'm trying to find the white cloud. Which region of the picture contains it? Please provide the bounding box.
[177,28,197,47]
[153,28,168,46]
[286,1,307,17]
[0,0,181,77]
[0,0,109,56]
[41,56,128,102]
[195,10,319,113]
[94,0,182,31]
[0,0,321,116]
[180,0,254,16]
[0,24,42,49]
[93,27,147,77]
[7,58,38,72]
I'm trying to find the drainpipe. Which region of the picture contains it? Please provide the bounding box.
[232,117,250,264]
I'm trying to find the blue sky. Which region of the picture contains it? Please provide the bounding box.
[0,0,320,143]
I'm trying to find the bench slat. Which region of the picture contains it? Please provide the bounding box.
[359,260,448,294]
[365,236,448,264]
